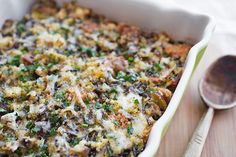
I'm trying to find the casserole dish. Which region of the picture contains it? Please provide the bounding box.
[0,0,215,156]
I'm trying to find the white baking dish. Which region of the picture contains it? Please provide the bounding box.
[0,0,215,156]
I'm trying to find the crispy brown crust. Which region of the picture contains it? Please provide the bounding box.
[165,44,191,58]
[113,113,129,128]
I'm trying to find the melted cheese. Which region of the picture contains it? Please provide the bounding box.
[1,112,17,130]
[132,113,148,136]
[109,129,132,154]
[117,92,142,111]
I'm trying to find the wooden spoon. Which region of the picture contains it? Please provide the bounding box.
[183,55,236,157]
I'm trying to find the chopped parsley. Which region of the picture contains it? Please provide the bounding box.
[99,52,105,57]
[116,72,138,82]
[26,121,35,130]
[18,64,41,82]
[46,63,55,70]
[48,128,57,137]
[84,99,90,106]
[125,73,137,82]
[86,48,96,57]
[70,137,81,147]
[109,88,118,94]
[128,56,134,62]
[113,120,119,126]
[5,134,16,142]
[81,123,89,128]
[49,111,59,125]
[34,49,41,54]
[15,148,23,156]
[106,146,113,157]
[134,99,139,105]
[63,99,71,107]
[55,91,65,102]
[18,73,34,82]
[103,103,113,112]
[21,49,28,54]
[64,49,74,56]
[39,152,49,157]
[31,126,41,134]
[27,123,42,135]
[95,102,103,109]
[76,77,80,82]
[116,71,125,79]
[16,22,26,35]
[127,123,134,135]
[25,64,41,72]
[8,55,21,66]
[73,64,81,71]
[154,63,163,72]
[74,105,80,112]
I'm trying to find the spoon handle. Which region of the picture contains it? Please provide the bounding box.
[183,107,214,157]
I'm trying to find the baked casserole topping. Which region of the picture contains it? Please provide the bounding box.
[0,1,191,156]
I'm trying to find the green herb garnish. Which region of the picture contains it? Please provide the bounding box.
[86,48,96,57]
[39,152,49,157]
[25,64,40,72]
[116,72,137,82]
[109,88,118,94]
[70,137,81,146]
[113,120,119,126]
[63,99,71,107]
[154,63,163,72]
[46,63,55,70]
[55,91,64,102]
[16,22,25,35]
[76,77,80,82]
[95,102,103,109]
[103,103,113,112]
[34,49,41,54]
[81,123,89,128]
[48,128,57,136]
[73,64,81,71]
[29,126,41,135]
[134,99,139,105]
[26,121,35,130]
[74,105,80,112]
[8,55,21,66]
[39,143,49,157]
[49,111,59,125]
[124,73,137,82]
[116,71,126,80]
[21,49,28,54]
[6,99,13,105]
[128,57,134,62]
[15,148,23,156]
[99,52,105,57]
[5,134,16,142]
[106,146,113,157]
[127,123,134,135]
[84,99,90,105]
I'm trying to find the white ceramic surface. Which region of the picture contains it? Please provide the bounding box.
[0,0,215,156]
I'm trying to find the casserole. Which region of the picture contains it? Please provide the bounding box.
[0,0,215,156]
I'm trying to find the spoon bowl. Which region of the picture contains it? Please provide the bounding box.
[183,55,236,157]
[199,55,236,109]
